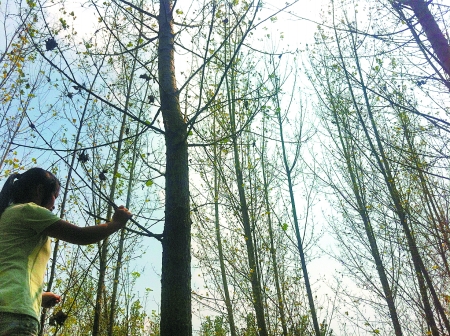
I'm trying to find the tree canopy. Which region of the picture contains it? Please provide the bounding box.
[1,0,450,335]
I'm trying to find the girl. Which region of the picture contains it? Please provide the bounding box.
[0,168,132,336]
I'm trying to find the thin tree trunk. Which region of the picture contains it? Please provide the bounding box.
[107,11,145,333]
[273,79,321,336]
[333,15,449,334]
[93,95,128,336]
[213,112,237,336]
[324,72,403,335]
[261,117,288,336]
[227,74,268,336]
[39,67,103,334]
[398,110,450,279]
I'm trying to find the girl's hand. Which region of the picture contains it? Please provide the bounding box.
[112,205,132,226]
[42,292,61,308]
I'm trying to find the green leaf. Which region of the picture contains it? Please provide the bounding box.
[26,0,36,8]
[281,223,288,231]
[59,18,68,29]
[145,179,154,187]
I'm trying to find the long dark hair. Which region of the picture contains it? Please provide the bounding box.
[0,168,60,216]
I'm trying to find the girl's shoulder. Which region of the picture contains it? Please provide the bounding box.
[1,202,59,232]
[4,202,49,217]
[7,202,39,211]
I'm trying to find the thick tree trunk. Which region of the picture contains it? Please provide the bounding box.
[158,1,191,335]
[393,0,450,89]
[402,0,450,77]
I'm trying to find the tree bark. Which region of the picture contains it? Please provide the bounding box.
[158,1,191,335]
[401,0,450,77]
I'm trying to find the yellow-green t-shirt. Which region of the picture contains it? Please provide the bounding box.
[0,202,60,321]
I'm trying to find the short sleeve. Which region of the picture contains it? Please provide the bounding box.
[21,203,61,234]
